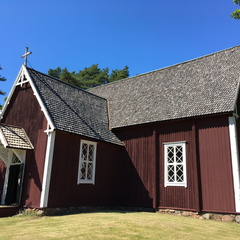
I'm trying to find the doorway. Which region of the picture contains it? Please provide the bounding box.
[5,164,24,205]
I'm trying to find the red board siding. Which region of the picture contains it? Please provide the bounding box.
[48,131,123,208]
[198,116,235,212]
[158,119,200,211]
[116,125,157,208]
[116,115,235,213]
[116,120,200,210]
[1,83,48,207]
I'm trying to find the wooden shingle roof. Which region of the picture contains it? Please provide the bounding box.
[26,68,122,145]
[0,124,33,150]
[89,46,240,129]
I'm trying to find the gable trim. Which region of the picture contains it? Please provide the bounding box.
[0,65,55,132]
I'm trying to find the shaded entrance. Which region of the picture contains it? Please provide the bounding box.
[5,164,24,205]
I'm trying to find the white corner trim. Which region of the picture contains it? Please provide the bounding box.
[228,116,240,212]
[40,131,56,208]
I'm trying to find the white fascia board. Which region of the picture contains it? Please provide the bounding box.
[0,128,8,148]
[22,65,55,131]
[228,116,240,213]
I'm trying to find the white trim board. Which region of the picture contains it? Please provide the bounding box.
[228,116,240,212]
[40,131,56,208]
[163,141,187,188]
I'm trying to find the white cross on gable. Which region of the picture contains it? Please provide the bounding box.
[21,47,32,66]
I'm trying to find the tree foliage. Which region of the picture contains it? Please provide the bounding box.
[0,66,6,109]
[108,66,129,83]
[48,64,129,89]
[0,66,6,95]
[231,0,240,19]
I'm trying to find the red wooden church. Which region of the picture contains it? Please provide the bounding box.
[0,46,240,214]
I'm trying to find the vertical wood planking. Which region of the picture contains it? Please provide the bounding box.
[198,116,235,212]
[1,84,48,207]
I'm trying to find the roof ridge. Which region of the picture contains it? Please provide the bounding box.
[89,45,240,129]
[26,67,108,101]
[89,45,240,90]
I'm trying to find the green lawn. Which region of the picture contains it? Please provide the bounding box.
[0,211,240,240]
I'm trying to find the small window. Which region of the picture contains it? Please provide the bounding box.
[78,140,97,184]
[164,142,187,187]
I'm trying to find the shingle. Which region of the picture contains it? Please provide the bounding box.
[27,68,122,145]
[89,46,240,128]
[0,125,33,150]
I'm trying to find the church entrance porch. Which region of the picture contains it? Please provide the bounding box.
[0,124,33,206]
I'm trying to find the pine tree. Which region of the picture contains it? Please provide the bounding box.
[108,66,129,83]
[48,64,129,89]
[231,0,240,19]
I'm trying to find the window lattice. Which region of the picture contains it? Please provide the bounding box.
[78,141,96,184]
[164,142,186,187]
[12,153,21,164]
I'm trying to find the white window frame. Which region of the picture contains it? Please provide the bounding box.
[164,141,187,188]
[78,140,97,184]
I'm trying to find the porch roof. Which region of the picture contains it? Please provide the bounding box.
[0,125,33,150]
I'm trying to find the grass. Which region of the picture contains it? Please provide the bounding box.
[0,211,240,239]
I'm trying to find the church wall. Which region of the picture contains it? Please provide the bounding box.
[197,116,235,213]
[1,83,48,207]
[48,131,123,208]
[115,114,235,213]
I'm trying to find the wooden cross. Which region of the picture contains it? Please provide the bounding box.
[21,47,32,66]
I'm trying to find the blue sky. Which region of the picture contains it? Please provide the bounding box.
[0,0,240,105]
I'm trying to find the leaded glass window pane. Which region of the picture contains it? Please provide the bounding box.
[168,165,175,182]
[176,146,183,163]
[176,165,184,182]
[167,147,174,163]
